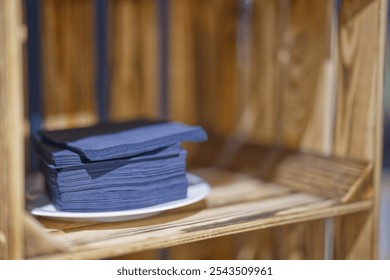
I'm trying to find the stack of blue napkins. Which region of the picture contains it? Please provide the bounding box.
[36,120,207,212]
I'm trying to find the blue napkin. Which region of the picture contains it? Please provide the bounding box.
[36,119,207,212]
[37,140,182,169]
[40,119,207,161]
[42,151,188,212]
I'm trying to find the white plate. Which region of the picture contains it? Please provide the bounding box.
[29,173,210,222]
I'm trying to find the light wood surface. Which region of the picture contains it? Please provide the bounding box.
[41,0,97,129]
[333,0,387,259]
[168,0,336,259]
[31,172,371,259]
[0,0,386,260]
[169,0,239,135]
[0,0,24,259]
[24,143,372,259]
[108,0,158,120]
[24,214,64,259]
[167,1,240,258]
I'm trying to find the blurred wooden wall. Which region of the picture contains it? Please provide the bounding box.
[33,0,384,259]
[168,0,334,260]
[39,0,159,130]
[41,0,97,129]
[108,0,159,121]
[37,0,333,260]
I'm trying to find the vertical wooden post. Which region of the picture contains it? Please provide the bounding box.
[333,0,387,259]
[0,0,25,259]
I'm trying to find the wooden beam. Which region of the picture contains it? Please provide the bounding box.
[333,0,387,259]
[24,214,64,259]
[0,0,24,259]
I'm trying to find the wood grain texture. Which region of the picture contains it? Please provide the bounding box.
[191,139,370,203]
[108,0,158,121]
[167,0,336,260]
[279,0,334,151]
[31,166,371,260]
[169,0,238,135]
[25,145,372,260]
[167,0,239,259]
[333,0,387,259]
[236,0,281,143]
[168,0,197,125]
[111,250,158,260]
[0,0,24,259]
[243,0,334,260]
[169,236,235,260]
[41,0,97,129]
[24,214,65,259]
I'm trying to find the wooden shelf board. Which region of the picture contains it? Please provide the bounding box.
[27,165,372,260]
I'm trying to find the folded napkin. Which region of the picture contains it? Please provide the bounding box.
[37,139,182,169]
[40,119,207,161]
[36,119,207,212]
[42,151,188,212]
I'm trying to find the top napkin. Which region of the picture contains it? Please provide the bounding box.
[39,119,207,161]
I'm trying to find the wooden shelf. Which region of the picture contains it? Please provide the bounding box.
[24,142,373,260]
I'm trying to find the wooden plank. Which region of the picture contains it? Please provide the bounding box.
[26,165,372,260]
[333,0,387,259]
[112,250,158,260]
[168,0,197,124]
[169,236,235,260]
[272,0,335,260]
[108,0,158,121]
[238,0,280,143]
[278,0,334,150]
[24,214,65,259]
[168,0,238,133]
[192,139,371,202]
[33,193,371,260]
[41,0,97,129]
[0,0,24,259]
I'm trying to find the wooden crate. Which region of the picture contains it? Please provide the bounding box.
[0,0,387,259]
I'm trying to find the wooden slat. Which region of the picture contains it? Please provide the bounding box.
[0,0,24,259]
[238,0,280,143]
[279,0,334,150]
[41,0,97,129]
[32,182,372,259]
[108,0,158,121]
[24,214,65,259]
[192,139,371,202]
[168,0,197,125]
[169,236,235,260]
[333,0,387,259]
[169,0,238,133]
[25,158,372,260]
[112,250,158,260]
